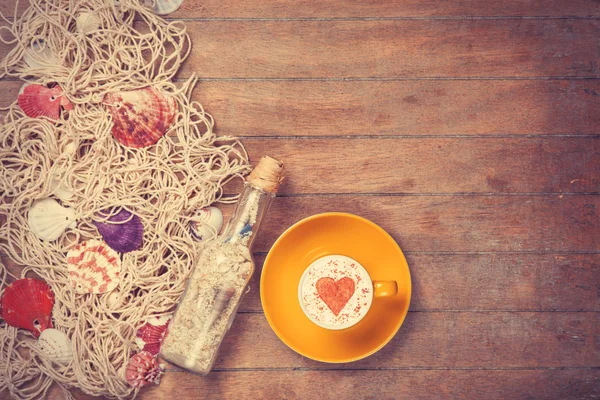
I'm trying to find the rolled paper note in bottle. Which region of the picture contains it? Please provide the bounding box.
[161,156,284,374]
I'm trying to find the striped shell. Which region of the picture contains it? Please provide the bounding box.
[103,87,177,148]
[66,240,122,294]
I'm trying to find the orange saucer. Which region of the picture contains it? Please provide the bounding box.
[260,213,411,363]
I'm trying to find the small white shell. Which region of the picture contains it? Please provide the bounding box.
[37,328,73,365]
[106,291,126,308]
[190,206,223,241]
[145,0,184,15]
[76,12,100,34]
[23,39,59,69]
[28,198,77,241]
[49,175,73,201]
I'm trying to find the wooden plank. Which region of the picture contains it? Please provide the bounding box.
[168,312,600,369]
[196,79,600,137]
[238,254,600,312]
[242,137,600,194]
[2,196,598,254]
[176,20,600,78]
[1,20,599,78]
[3,79,600,137]
[3,253,597,312]
[141,369,600,400]
[255,195,600,253]
[3,0,600,19]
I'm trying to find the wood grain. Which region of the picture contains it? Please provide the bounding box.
[243,137,600,194]
[195,79,600,137]
[1,20,599,79]
[254,195,600,253]
[3,1,600,19]
[142,369,600,400]
[175,20,600,78]
[2,79,600,136]
[164,312,600,369]
[3,253,597,312]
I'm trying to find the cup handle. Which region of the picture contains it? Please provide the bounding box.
[373,281,398,297]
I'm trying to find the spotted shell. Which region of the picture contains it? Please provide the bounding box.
[103,87,177,148]
[37,328,73,365]
[190,206,223,241]
[125,351,164,388]
[66,240,122,294]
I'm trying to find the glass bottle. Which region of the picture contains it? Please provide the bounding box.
[160,156,284,375]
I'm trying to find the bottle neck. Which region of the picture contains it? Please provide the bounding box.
[221,183,274,249]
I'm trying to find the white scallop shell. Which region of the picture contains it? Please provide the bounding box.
[37,328,73,365]
[28,198,77,241]
[145,0,184,15]
[76,12,100,34]
[49,174,73,201]
[190,206,223,241]
[23,39,59,69]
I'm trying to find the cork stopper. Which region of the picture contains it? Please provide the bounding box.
[247,156,284,194]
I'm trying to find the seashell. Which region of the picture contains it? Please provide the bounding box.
[37,328,73,365]
[28,198,77,241]
[18,84,73,120]
[190,206,223,241]
[135,314,172,355]
[66,240,122,294]
[0,278,54,338]
[76,12,101,34]
[125,351,164,388]
[106,291,126,308]
[23,39,59,69]
[144,0,185,15]
[49,173,73,201]
[93,208,143,253]
[103,87,177,148]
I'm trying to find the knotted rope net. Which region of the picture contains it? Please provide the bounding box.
[0,0,250,398]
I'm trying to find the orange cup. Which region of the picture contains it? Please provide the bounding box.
[261,213,411,363]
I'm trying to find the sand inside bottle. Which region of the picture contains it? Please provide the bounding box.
[160,241,253,373]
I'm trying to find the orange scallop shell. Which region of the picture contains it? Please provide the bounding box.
[18,84,73,120]
[103,87,177,148]
[0,278,54,338]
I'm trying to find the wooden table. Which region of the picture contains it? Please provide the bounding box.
[2,1,600,399]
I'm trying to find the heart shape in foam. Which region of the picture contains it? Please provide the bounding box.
[315,277,356,316]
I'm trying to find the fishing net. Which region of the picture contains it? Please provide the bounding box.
[0,0,250,397]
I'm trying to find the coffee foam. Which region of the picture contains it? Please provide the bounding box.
[299,255,373,330]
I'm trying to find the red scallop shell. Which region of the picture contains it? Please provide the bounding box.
[125,351,164,388]
[135,315,171,355]
[103,87,177,148]
[0,278,54,338]
[18,84,73,120]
